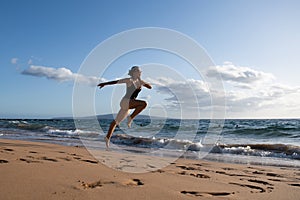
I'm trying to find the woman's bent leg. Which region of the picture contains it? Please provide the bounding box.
[127,100,147,127]
[129,99,147,119]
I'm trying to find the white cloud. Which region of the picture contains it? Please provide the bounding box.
[22,65,104,87]
[11,58,18,64]
[206,62,275,85]
[146,77,213,118]
[147,63,300,118]
[213,63,300,118]
[21,63,300,118]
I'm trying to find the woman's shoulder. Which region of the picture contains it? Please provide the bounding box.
[118,77,131,84]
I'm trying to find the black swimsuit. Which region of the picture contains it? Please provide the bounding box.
[124,83,141,99]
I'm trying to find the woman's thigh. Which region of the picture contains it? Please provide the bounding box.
[114,109,129,124]
[120,98,130,110]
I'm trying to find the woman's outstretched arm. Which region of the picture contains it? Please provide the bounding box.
[97,80,117,88]
[97,78,130,89]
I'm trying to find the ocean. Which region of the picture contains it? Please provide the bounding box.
[0,118,299,167]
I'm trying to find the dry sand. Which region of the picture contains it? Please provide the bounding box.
[0,139,299,200]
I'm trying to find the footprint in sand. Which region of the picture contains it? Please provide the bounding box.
[252,170,264,175]
[216,170,255,178]
[251,170,283,178]
[80,159,98,164]
[181,191,232,197]
[4,148,14,152]
[81,180,116,189]
[58,157,72,161]
[223,167,236,171]
[69,153,82,157]
[150,169,165,173]
[268,178,283,182]
[176,165,198,170]
[19,158,41,163]
[123,179,144,186]
[82,180,103,189]
[178,171,210,179]
[247,179,273,186]
[266,172,283,177]
[1,148,14,154]
[190,173,210,179]
[81,179,143,189]
[229,182,266,193]
[0,159,9,163]
[39,156,58,162]
[289,183,300,187]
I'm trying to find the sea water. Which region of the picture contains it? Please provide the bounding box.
[0,118,299,167]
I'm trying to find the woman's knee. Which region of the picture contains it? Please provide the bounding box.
[141,101,147,108]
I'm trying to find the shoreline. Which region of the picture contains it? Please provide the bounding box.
[1,138,300,199]
[1,118,299,170]
[4,136,300,169]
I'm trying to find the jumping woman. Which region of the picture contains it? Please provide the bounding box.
[97,66,152,149]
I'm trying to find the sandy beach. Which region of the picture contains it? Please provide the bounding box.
[0,139,299,200]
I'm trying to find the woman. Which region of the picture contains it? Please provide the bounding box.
[97,66,152,149]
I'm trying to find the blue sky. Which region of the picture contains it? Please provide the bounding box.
[1,0,300,118]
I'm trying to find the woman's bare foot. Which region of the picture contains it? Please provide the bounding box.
[127,116,133,128]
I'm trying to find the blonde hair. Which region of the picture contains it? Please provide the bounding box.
[128,66,141,76]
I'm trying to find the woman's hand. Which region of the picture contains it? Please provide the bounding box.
[143,83,152,89]
[97,83,105,89]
